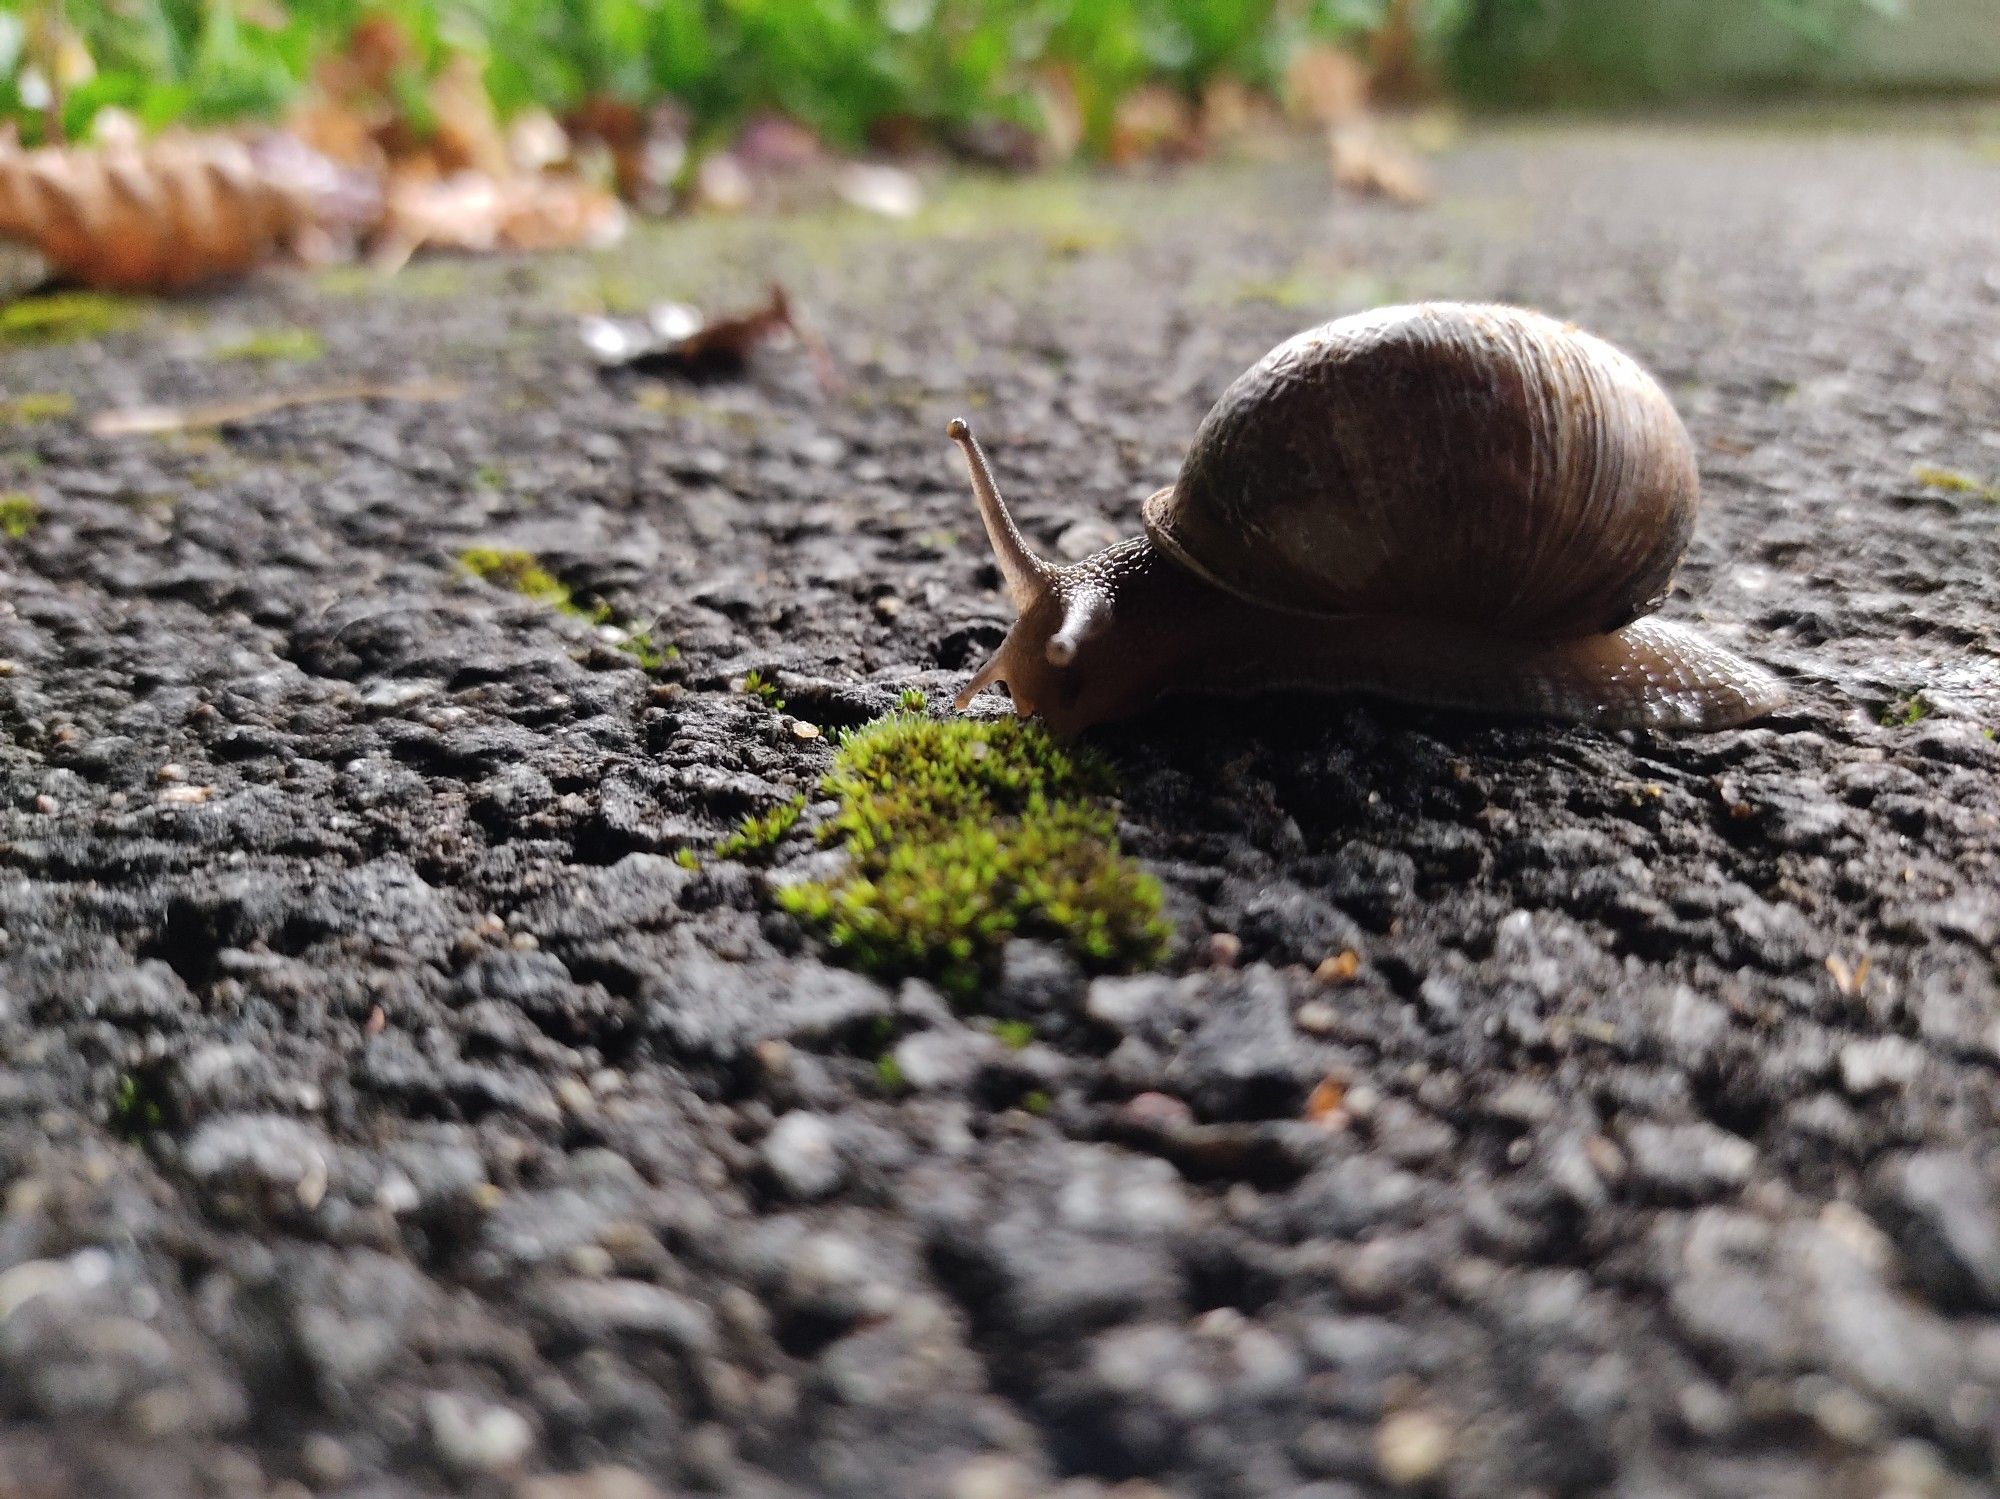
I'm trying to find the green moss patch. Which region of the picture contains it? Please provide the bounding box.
[740,669,784,709]
[1912,464,2000,502]
[617,629,676,670]
[211,328,325,363]
[0,392,76,425]
[0,292,141,347]
[777,713,1168,1000]
[716,796,807,862]
[1881,692,1934,728]
[460,547,602,620]
[990,1019,1036,1050]
[109,1070,168,1139]
[0,493,39,539]
[460,546,679,674]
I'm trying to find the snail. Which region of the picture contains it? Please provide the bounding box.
[946,302,1782,736]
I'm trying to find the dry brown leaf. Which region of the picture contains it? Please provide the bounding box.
[564,96,689,209]
[293,16,510,184]
[584,283,838,392]
[1369,0,1432,105]
[375,171,625,266]
[0,132,370,291]
[288,91,388,175]
[1108,85,1201,167]
[1198,76,1284,151]
[1329,122,1431,206]
[90,379,463,437]
[1284,43,1370,127]
[422,54,513,179]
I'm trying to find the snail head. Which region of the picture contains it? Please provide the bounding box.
[945,418,1143,735]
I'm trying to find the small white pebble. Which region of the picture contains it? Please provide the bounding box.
[1838,1036,1922,1095]
[1295,999,1339,1035]
[425,1392,533,1475]
[762,1112,843,1202]
[1376,1409,1453,1487]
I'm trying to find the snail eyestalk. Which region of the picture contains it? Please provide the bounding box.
[948,418,1049,611]
[1046,587,1110,667]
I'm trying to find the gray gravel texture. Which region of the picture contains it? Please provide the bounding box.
[2,119,1999,1498]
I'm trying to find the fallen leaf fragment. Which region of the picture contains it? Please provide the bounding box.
[836,162,922,219]
[90,380,463,437]
[1284,43,1371,127]
[1368,0,1432,104]
[1315,949,1361,984]
[1329,122,1431,206]
[1305,1076,1349,1128]
[565,96,689,211]
[584,284,838,392]
[1108,85,1201,166]
[374,171,625,269]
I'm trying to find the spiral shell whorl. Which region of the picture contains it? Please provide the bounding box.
[1145,303,1698,638]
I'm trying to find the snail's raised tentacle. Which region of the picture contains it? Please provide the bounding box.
[947,418,1051,611]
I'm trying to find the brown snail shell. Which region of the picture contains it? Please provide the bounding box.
[944,302,1783,736]
[1145,304,1694,636]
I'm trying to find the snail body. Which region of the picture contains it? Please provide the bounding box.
[948,302,1782,735]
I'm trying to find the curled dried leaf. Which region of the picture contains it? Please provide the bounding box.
[0,132,371,292]
[584,284,838,391]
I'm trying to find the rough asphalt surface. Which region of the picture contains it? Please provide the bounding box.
[3,120,1999,1499]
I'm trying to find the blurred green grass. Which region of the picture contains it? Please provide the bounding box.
[4,0,1370,153]
[0,1,1897,156]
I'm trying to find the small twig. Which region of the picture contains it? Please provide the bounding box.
[89,379,464,437]
[783,293,844,397]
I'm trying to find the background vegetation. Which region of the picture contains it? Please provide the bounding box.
[0,0,1915,158]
